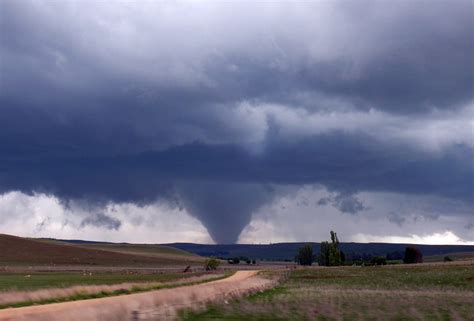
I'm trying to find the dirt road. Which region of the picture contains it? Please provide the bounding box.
[0,271,275,321]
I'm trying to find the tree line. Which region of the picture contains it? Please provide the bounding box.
[296,231,424,266]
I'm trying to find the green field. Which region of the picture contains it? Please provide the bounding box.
[424,252,474,263]
[0,271,204,292]
[180,263,474,321]
[0,271,232,310]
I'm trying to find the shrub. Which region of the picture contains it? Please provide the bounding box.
[371,256,387,265]
[403,247,423,264]
[252,259,256,264]
[444,256,453,262]
[204,258,220,271]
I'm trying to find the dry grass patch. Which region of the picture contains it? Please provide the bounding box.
[0,272,228,309]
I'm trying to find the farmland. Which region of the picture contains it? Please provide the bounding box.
[180,262,474,321]
[0,271,211,292]
[1,233,473,320]
[0,234,224,309]
[0,234,203,267]
[424,252,474,263]
[0,271,272,321]
[41,239,203,261]
[0,271,230,309]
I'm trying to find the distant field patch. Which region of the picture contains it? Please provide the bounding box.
[425,251,474,263]
[73,243,203,262]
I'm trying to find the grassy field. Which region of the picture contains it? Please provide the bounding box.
[0,271,207,292]
[424,252,474,263]
[180,263,474,321]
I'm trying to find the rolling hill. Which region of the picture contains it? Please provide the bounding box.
[49,239,203,262]
[0,234,202,266]
[4,233,470,266]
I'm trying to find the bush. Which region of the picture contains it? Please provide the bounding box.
[252,259,256,264]
[371,256,387,265]
[444,256,453,262]
[204,258,220,271]
[404,247,423,264]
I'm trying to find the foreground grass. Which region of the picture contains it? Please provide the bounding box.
[0,271,232,309]
[180,263,474,321]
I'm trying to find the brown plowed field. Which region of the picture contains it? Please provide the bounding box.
[0,234,199,266]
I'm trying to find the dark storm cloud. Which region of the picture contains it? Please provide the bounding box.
[388,213,406,227]
[1,138,472,242]
[1,0,473,116]
[318,193,368,215]
[0,0,473,242]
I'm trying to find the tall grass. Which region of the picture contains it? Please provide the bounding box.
[181,263,474,321]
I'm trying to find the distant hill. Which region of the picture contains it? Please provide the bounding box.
[0,234,201,266]
[4,234,470,266]
[51,239,203,262]
[166,242,474,262]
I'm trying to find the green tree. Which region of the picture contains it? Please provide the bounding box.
[297,244,313,266]
[329,231,341,266]
[318,241,330,266]
[319,231,343,266]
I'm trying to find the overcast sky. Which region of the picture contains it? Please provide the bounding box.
[0,0,473,244]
